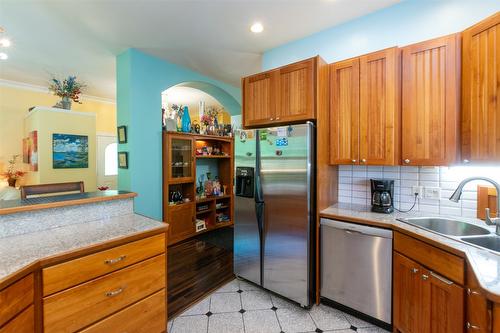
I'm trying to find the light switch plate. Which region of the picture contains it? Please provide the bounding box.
[424,187,441,199]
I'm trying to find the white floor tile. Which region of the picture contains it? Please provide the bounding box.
[179,297,210,316]
[243,309,282,333]
[210,292,242,313]
[208,312,244,333]
[171,315,207,333]
[241,290,273,310]
[276,308,316,333]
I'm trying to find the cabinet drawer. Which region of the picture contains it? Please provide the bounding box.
[43,254,165,333]
[394,232,464,284]
[0,305,34,333]
[0,274,34,327]
[79,289,166,333]
[43,233,165,296]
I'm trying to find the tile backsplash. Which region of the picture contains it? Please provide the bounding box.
[338,165,500,218]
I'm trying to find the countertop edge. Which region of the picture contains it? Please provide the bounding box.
[319,210,500,303]
[0,192,137,215]
[0,223,168,291]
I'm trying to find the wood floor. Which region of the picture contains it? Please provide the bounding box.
[167,226,234,317]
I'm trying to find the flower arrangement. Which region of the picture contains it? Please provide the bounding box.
[48,75,86,104]
[200,114,212,126]
[1,155,27,187]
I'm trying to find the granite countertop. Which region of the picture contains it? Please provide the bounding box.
[0,213,166,284]
[320,203,500,302]
[0,190,137,215]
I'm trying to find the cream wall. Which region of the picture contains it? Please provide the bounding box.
[0,83,115,187]
[24,108,97,191]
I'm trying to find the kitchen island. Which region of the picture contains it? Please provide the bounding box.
[0,190,168,333]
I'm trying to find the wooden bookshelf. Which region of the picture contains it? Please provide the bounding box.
[162,131,234,246]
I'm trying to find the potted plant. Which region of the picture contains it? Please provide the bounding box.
[2,155,27,187]
[48,75,86,110]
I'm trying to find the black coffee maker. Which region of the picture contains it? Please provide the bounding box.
[370,179,394,214]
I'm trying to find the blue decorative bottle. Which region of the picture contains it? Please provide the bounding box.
[181,106,191,133]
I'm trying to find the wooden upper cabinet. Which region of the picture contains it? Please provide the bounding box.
[462,12,500,163]
[330,58,360,165]
[401,34,461,166]
[242,57,318,128]
[242,71,277,127]
[330,48,400,166]
[276,58,315,123]
[359,47,400,165]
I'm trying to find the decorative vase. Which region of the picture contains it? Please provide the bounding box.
[7,178,16,187]
[61,96,72,110]
[181,106,191,133]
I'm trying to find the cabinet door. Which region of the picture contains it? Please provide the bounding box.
[330,58,360,165]
[276,58,315,123]
[425,271,464,333]
[243,71,277,127]
[167,203,194,244]
[466,267,491,333]
[359,47,400,165]
[167,135,194,183]
[401,34,460,166]
[393,252,425,333]
[462,12,500,162]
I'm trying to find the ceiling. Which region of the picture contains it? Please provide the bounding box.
[0,0,399,100]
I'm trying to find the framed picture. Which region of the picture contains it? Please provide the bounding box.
[118,151,128,169]
[52,133,89,169]
[117,126,127,143]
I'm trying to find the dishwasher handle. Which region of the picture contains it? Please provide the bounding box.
[320,218,393,239]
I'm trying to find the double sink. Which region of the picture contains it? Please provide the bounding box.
[397,217,500,254]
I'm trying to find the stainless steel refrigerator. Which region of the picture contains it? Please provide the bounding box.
[234,122,315,307]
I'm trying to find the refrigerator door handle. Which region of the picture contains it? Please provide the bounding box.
[255,129,264,203]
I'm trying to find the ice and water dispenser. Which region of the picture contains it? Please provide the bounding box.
[235,167,254,198]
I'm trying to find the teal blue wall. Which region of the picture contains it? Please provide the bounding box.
[117,49,241,220]
[263,0,500,70]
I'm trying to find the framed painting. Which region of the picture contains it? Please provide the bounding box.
[117,126,127,144]
[52,134,89,169]
[118,151,128,169]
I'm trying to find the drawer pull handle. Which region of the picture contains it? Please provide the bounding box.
[104,255,126,265]
[105,287,125,297]
[467,288,481,296]
[410,268,419,274]
[421,274,429,280]
[430,271,453,285]
[466,322,480,330]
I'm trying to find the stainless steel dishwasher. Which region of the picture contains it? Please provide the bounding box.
[320,218,392,324]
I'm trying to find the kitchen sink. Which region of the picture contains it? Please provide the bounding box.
[398,217,491,237]
[460,236,500,254]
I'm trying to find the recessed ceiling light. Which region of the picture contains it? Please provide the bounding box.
[0,52,8,60]
[250,22,264,34]
[0,38,11,47]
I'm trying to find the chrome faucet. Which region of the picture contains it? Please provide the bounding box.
[449,177,500,235]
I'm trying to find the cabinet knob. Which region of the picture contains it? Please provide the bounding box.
[361,159,367,164]
[463,159,470,164]
[421,274,429,280]
[270,118,274,121]
[351,159,357,164]
[466,322,481,330]
[276,117,280,120]
[404,159,410,164]
[467,288,481,296]
[410,268,419,274]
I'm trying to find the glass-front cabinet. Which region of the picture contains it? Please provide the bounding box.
[168,135,194,182]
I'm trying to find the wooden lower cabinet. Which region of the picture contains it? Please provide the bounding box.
[466,267,492,332]
[167,202,195,244]
[0,305,34,333]
[79,289,166,333]
[393,251,464,333]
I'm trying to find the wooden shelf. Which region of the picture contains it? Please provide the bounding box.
[196,208,213,215]
[216,205,230,210]
[195,221,233,236]
[169,178,194,185]
[195,155,231,159]
[196,195,231,203]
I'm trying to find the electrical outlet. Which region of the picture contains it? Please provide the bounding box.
[412,186,424,199]
[425,187,441,199]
